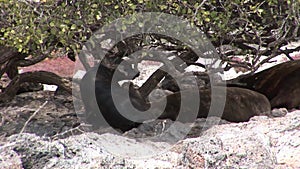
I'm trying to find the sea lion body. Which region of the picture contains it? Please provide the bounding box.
[219,87,271,122]
[238,60,300,109]
[80,62,143,132]
[158,87,271,123]
[269,69,300,109]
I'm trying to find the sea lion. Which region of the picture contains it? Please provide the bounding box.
[269,69,300,109]
[80,61,145,132]
[81,62,272,132]
[236,60,300,109]
[157,86,271,123]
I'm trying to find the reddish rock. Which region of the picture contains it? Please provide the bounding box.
[20,57,75,77]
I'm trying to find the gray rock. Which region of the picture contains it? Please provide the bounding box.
[1,110,300,168]
[187,117,230,138]
[271,108,288,117]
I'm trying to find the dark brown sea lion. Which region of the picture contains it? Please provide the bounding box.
[269,68,300,109]
[81,61,272,132]
[80,62,144,132]
[157,86,271,123]
[236,60,300,109]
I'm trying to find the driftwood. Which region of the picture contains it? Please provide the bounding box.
[0,45,69,102]
[0,71,72,103]
[0,45,50,79]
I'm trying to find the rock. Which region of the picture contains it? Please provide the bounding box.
[271,108,288,117]
[180,111,300,168]
[124,119,192,143]
[187,117,230,138]
[1,110,300,168]
[124,117,230,140]
[0,148,23,169]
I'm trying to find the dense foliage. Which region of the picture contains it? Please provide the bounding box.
[1,0,299,70]
[0,0,299,101]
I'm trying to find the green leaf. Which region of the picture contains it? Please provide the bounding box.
[91,4,98,8]
[257,9,263,13]
[70,24,77,30]
[96,14,101,20]
[50,28,57,34]
[50,22,55,27]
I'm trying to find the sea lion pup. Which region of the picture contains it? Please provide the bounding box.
[236,60,300,109]
[156,86,271,123]
[80,61,148,132]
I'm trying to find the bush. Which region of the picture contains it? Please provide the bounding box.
[0,0,299,101]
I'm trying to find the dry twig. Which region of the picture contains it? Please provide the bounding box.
[18,101,48,135]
